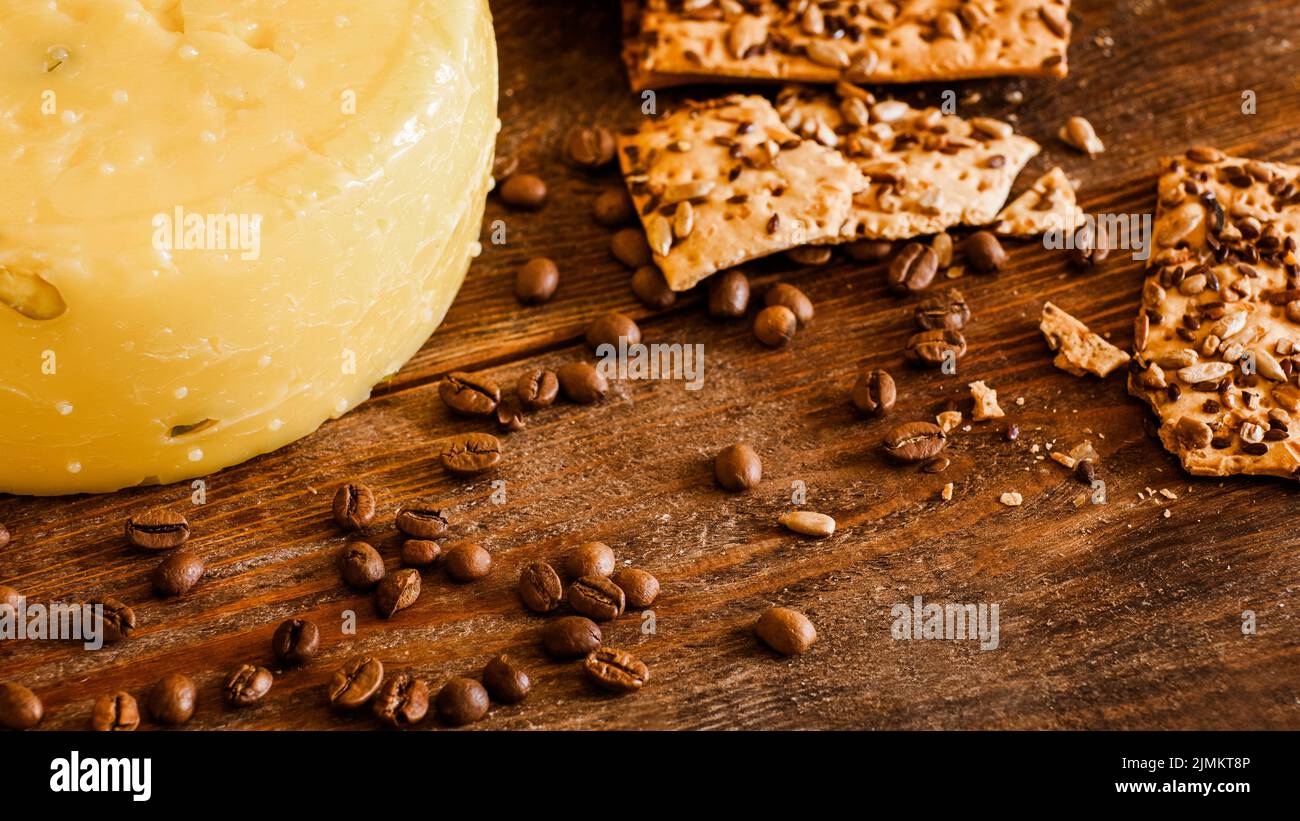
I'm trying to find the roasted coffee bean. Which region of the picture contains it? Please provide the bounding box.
[631,266,677,308]
[338,542,385,590]
[564,541,615,579]
[764,283,814,325]
[148,673,196,725]
[844,239,894,263]
[568,574,626,621]
[436,677,489,726]
[499,173,547,210]
[492,153,519,184]
[271,618,320,665]
[714,443,762,491]
[518,561,564,613]
[564,124,617,169]
[611,228,653,269]
[439,432,503,476]
[395,506,450,539]
[594,188,635,227]
[851,369,896,417]
[94,597,136,643]
[923,455,950,473]
[905,328,967,368]
[0,682,43,730]
[400,539,441,568]
[331,482,375,531]
[482,655,531,704]
[708,269,751,317]
[372,671,429,728]
[586,311,642,351]
[151,551,205,597]
[1075,459,1097,485]
[444,541,492,582]
[125,508,189,550]
[542,616,603,659]
[883,421,947,463]
[557,362,608,404]
[439,372,501,416]
[1070,228,1110,268]
[888,242,938,294]
[611,568,660,609]
[375,569,421,618]
[964,231,1007,273]
[754,305,798,347]
[516,369,560,409]
[91,692,139,732]
[584,647,650,693]
[755,606,817,656]
[914,288,970,331]
[224,665,273,707]
[516,258,559,305]
[496,398,526,431]
[328,656,384,710]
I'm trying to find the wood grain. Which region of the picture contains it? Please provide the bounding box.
[2,0,1299,730]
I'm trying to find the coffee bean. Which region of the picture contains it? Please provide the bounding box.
[328,656,384,710]
[331,482,376,531]
[964,231,1007,273]
[0,682,43,730]
[594,188,635,227]
[568,574,626,621]
[375,568,421,618]
[444,541,492,582]
[543,616,603,659]
[754,305,797,347]
[714,443,762,491]
[94,597,136,643]
[914,287,970,331]
[564,541,615,578]
[151,551,205,597]
[224,664,273,707]
[271,618,320,665]
[499,173,547,210]
[372,671,429,728]
[439,372,501,416]
[516,369,559,409]
[515,257,559,305]
[148,673,196,725]
[755,607,817,656]
[905,328,967,368]
[557,362,608,404]
[400,539,441,568]
[611,228,652,269]
[708,269,750,317]
[482,655,531,704]
[586,311,641,351]
[439,432,503,476]
[611,568,659,609]
[764,283,814,325]
[1069,226,1110,268]
[338,542,385,590]
[844,239,894,263]
[565,124,617,169]
[923,455,950,473]
[883,421,947,463]
[1075,459,1097,485]
[889,242,938,294]
[518,561,564,613]
[395,506,450,539]
[584,647,650,693]
[436,677,489,726]
[851,369,897,417]
[125,508,189,550]
[496,398,526,431]
[631,266,677,309]
[91,692,139,732]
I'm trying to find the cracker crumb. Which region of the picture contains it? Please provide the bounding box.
[937,410,962,433]
[1050,451,1077,469]
[968,380,1005,421]
[999,491,1023,507]
[941,482,954,501]
[1158,488,1177,500]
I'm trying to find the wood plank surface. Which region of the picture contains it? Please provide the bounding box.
[2,0,1299,730]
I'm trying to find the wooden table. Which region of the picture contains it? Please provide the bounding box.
[3,0,1298,731]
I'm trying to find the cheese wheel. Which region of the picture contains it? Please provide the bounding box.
[0,0,498,494]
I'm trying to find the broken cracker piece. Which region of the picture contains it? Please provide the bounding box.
[993,167,1086,237]
[937,410,963,433]
[1040,301,1131,377]
[968,380,1005,420]
[999,491,1023,507]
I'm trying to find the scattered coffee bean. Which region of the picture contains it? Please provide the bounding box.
[148,673,196,725]
[851,369,896,417]
[1075,459,1097,485]
[565,124,617,169]
[94,597,136,643]
[883,421,947,463]
[543,615,603,659]
[91,692,139,732]
[1069,226,1110,268]
[444,541,492,582]
[224,665,273,707]
[931,232,955,267]
[923,455,951,473]
[778,510,836,537]
[708,269,750,318]
[499,173,547,210]
[515,258,559,305]
[754,305,798,347]
[483,655,531,704]
[764,283,814,325]
[564,541,615,578]
[905,328,967,368]
[756,607,817,656]
[611,228,653,268]
[328,656,384,710]
[492,154,519,184]
[0,682,43,730]
[439,372,501,416]
[375,568,421,618]
[439,432,503,476]
[271,618,320,666]
[888,242,938,294]
[914,288,970,331]
[372,671,429,728]
[631,266,677,308]
[586,311,641,351]
[557,362,608,404]
[517,369,560,409]
[964,231,1007,273]
[594,188,635,227]
[714,443,762,491]
[611,568,659,609]
[395,506,450,539]
[436,677,489,726]
[786,246,833,266]
[338,542,385,591]
[844,239,894,263]
[151,551,205,597]
[568,574,626,621]
[400,539,441,568]
[331,482,375,531]
[518,561,564,613]
[584,647,650,694]
[125,508,189,550]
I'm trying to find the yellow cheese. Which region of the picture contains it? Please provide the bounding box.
[0,0,497,494]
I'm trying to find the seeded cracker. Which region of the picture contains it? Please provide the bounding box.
[993,167,1085,236]
[617,95,865,291]
[1039,301,1130,377]
[1128,148,1300,480]
[621,1,1071,91]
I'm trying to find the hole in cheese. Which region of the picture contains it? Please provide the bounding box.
[168,419,219,438]
[0,264,67,320]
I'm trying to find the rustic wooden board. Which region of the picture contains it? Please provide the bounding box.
[3,0,1299,731]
